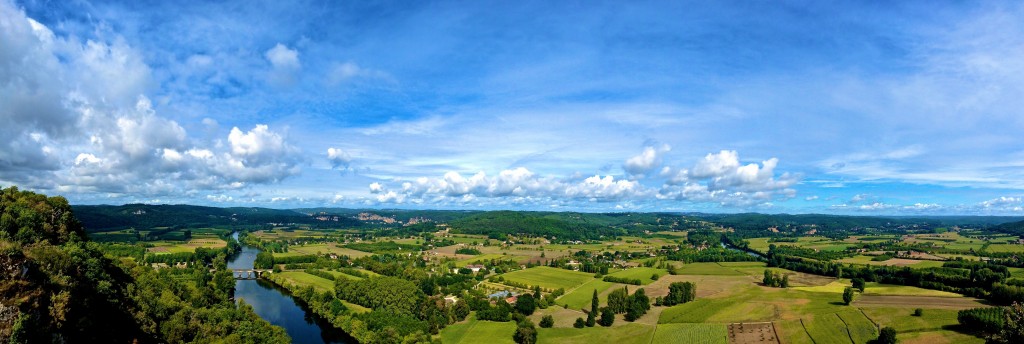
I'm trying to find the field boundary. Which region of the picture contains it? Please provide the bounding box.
[770,322,782,344]
[834,313,856,344]
[799,319,817,344]
[858,309,880,331]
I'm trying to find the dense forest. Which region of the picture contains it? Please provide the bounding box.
[73,205,1024,241]
[0,187,287,343]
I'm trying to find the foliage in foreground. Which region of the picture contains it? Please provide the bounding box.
[0,186,286,343]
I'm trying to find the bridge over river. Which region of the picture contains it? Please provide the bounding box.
[229,269,271,280]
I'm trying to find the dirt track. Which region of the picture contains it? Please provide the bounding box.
[853,295,989,309]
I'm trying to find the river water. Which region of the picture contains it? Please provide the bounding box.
[228,233,353,343]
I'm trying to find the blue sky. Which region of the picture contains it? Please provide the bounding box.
[2,0,1024,215]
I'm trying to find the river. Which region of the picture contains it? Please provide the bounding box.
[228,232,353,344]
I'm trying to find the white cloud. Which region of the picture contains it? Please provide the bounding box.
[805,195,819,201]
[623,144,670,177]
[264,43,300,86]
[371,149,797,207]
[690,150,740,179]
[326,61,390,85]
[327,147,352,169]
[265,43,300,69]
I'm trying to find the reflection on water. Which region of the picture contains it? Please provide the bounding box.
[228,233,353,344]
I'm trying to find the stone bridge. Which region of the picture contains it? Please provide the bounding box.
[230,269,271,280]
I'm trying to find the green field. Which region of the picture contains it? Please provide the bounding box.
[537,323,655,344]
[146,238,227,254]
[606,267,668,285]
[775,319,814,344]
[673,263,745,276]
[835,310,879,344]
[500,266,595,291]
[455,253,511,266]
[651,323,726,344]
[803,313,853,344]
[986,243,1024,253]
[267,272,370,313]
[286,243,374,258]
[440,313,516,344]
[862,282,963,297]
[271,271,335,292]
[557,279,616,309]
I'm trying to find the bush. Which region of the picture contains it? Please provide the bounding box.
[573,317,585,328]
[913,308,923,316]
[874,327,897,344]
[513,320,537,344]
[603,276,643,285]
[843,287,855,305]
[539,315,554,328]
[599,307,615,327]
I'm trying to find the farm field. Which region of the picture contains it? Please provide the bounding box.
[282,243,373,258]
[836,255,946,269]
[652,323,727,344]
[500,266,595,291]
[146,238,227,254]
[440,314,517,344]
[985,243,1024,253]
[556,278,617,310]
[537,323,655,344]
[605,267,668,285]
[266,272,370,313]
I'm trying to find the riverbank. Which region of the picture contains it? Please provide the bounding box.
[261,272,381,343]
[227,233,355,344]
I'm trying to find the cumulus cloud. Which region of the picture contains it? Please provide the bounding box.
[979,196,1023,213]
[370,149,797,207]
[264,43,300,86]
[265,43,300,69]
[0,6,302,197]
[657,150,798,206]
[326,147,352,170]
[623,144,670,176]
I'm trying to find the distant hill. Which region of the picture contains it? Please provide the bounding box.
[71,204,1024,236]
[995,219,1024,236]
[72,204,314,232]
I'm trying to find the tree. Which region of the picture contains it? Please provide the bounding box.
[665,282,696,306]
[599,307,615,327]
[574,317,586,328]
[516,294,537,315]
[780,274,790,288]
[539,315,554,328]
[607,287,630,313]
[453,300,471,321]
[843,287,855,305]
[874,327,897,344]
[992,302,1024,344]
[853,278,866,292]
[587,289,598,327]
[763,269,775,286]
[625,289,650,321]
[513,319,537,344]
[913,308,923,317]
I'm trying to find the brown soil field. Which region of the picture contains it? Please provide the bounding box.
[853,295,988,309]
[644,275,755,299]
[728,322,780,344]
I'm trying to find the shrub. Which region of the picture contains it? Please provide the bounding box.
[914,308,923,317]
[539,315,554,328]
[573,317,585,328]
